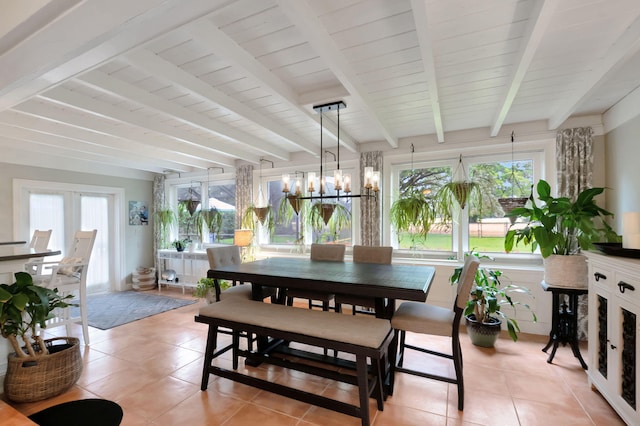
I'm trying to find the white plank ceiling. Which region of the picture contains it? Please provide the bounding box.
[2,0,640,177]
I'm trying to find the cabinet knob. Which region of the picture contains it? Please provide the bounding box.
[594,272,607,281]
[610,344,617,350]
[618,281,635,294]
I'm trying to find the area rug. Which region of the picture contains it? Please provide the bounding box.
[71,291,196,330]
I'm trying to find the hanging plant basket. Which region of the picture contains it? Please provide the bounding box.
[320,203,335,225]
[498,197,529,224]
[439,181,479,210]
[183,200,200,216]
[254,207,269,224]
[287,195,302,215]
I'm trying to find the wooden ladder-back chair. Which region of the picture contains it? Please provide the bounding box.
[335,245,393,315]
[30,230,97,345]
[391,255,480,410]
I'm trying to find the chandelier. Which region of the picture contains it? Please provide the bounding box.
[282,101,379,203]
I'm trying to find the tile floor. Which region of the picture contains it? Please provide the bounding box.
[3,287,625,425]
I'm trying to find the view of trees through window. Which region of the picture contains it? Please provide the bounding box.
[395,158,534,254]
[176,182,235,245]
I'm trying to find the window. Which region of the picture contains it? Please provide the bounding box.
[208,181,235,244]
[391,149,542,258]
[468,159,533,253]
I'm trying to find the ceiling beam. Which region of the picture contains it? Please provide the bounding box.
[490,0,556,137]
[277,0,398,148]
[548,13,640,130]
[38,86,254,167]
[79,69,289,161]
[410,0,444,143]
[0,131,170,174]
[123,50,305,157]
[188,18,358,153]
[0,0,236,110]
[3,105,208,171]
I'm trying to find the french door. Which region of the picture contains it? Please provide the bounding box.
[14,180,123,294]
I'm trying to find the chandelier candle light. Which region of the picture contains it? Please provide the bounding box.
[282,101,379,203]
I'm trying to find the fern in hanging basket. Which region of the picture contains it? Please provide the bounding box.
[436,181,483,224]
[390,194,436,246]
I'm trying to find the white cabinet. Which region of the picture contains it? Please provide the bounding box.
[586,251,640,425]
[157,250,209,293]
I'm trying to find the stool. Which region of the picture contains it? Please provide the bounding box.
[540,281,588,369]
[28,399,123,426]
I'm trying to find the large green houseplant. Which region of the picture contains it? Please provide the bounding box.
[504,179,618,286]
[451,252,536,346]
[1,272,82,402]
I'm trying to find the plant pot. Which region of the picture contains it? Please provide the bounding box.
[543,254,588,288]
[320,203,335,225]
[465,314,502,348]
[287,195,302,215]
[254,207,269,224]
[4,337,83,403]
[498,197,528,224]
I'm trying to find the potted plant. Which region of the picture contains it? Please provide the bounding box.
[435,155,483,223]
[307,201,351,243]
[195,208,222,244]
[194,277,231,304]
[451,252,536,347]
[390,193,436,249]
[504,179,618,287]
[242,204,275,238]
[0,272,82,402]
[172,239,189,252]
[155,207,176,249]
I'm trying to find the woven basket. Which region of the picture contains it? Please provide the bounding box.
[4,337,83,403]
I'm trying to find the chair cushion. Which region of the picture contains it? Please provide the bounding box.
[310,244,345,261]
[391,301,455,337]
[219,285,252,300]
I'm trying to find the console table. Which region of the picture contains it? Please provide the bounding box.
[540,281,588,369]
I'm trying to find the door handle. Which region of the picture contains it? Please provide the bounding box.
[618,281,635,294]
[594,272,607,281]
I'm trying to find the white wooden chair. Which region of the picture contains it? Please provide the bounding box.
[30,230,97,345]
[26,229,52,275]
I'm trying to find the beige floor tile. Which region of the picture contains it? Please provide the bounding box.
[2,287,628,426]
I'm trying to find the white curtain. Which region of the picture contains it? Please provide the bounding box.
[556,126,593,340]
[360,151,383,246]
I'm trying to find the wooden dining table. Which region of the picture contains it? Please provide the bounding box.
[207,256,436,319]
[207,256,436,397]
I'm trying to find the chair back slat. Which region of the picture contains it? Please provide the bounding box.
[29,229,52,252]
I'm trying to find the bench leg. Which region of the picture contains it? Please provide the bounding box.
[372,356,384,410]
[232,331,240,370]
[356,355,371,426]
[201,325,218,390]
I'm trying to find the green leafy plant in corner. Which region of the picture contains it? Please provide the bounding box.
[0,272,75,357]
[450,252,536,342]
[504,179,618,258]
[194,277,230,300]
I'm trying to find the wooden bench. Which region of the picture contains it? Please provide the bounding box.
[195,297,394,426]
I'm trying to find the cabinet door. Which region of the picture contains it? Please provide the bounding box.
[589,281,611,390]
[611,296,638,419]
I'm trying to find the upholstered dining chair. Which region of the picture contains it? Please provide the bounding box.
[285,243,346,312]
[30,230,98,345]
[206,245,278,302]
[391,255,480,411]
[335,245,393,315]
[26,229,52,275]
